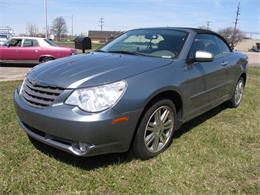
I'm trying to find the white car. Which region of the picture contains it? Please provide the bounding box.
[0,34,8,45]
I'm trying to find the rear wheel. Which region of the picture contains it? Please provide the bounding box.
[229,77,245,108]
[133,99,176,160]
[41,57,54,63]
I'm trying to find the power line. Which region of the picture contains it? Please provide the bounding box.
[99,17,104,31]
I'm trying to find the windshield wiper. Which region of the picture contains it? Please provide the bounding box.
[95,49,106,52]
[107,50,149,56]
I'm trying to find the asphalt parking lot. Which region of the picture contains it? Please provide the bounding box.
[0,52,259,82]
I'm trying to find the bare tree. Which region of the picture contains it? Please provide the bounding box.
[218,27,245,49]
[51,16,67,41]
[26,23,39,37]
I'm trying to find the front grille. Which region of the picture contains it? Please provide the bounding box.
[21,78,64,108]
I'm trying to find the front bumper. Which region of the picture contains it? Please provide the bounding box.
[14,89,142,156]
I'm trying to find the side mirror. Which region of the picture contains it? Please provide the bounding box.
[195,51,213,62]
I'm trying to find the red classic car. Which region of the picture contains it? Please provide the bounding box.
[0,37,76,64]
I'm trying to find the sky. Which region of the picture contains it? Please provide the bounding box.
[0,0,259,38]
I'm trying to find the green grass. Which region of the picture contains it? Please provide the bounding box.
[1,68,260,194]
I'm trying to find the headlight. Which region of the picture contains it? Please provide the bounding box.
[65,80,127,112]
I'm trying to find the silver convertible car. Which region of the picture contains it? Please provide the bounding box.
[14,28,248,159]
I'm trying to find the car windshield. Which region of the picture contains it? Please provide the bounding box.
[99,29,188,59]
[44,39,58,47]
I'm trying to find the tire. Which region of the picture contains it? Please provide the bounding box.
[133,99,177,160]
[41,57,54,63]
[229,77,245,108]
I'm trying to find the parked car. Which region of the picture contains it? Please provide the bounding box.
[14,28,248,159]
[0,37,76,64]
[251,47,260,52]
[0,34,8,45]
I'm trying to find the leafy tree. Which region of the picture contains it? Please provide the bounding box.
[51,17,67,41]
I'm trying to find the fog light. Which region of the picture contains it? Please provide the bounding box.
[71,142,89,155]
[79,142,87,152]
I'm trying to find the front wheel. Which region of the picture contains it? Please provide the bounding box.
[133,99,177,160]
[229,78,245,108]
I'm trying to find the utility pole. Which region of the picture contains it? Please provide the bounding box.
[71,15,74,37]
[231,1,240,49]
[206,21,212,30]
[99,17,104,31]
[44,0,48,38]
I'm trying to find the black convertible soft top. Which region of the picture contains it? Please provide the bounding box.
[182,27,217,34]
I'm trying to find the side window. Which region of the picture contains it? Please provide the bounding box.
[189,34,222,58]
[23,39,33,47]
[9,39,22,47]
[216,37,231,55]
[32,40,39,46]
[23,39,39,47]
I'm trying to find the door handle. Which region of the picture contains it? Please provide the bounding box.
[221,61,228,67]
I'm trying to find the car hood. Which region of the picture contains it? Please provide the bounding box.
[28,52,173,88]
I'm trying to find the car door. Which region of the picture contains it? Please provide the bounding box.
[185,34,230,116]
[197,34,232,104]
[0,38,23,60]
[215,36,234,95]
[19,39,40,61]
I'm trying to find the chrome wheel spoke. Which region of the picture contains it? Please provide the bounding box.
[161,109,170,123]
[146,122,156,132]
[145,133,155,146]
[155,110,161,124]
[160,132,167,144]
[164,120,173,130]
[152,136,160,151]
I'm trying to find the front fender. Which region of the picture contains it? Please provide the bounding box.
[113,61,188,114]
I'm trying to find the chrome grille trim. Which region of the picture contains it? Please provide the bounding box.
[25,79,63,94]
[23,85,57,100]
[21,78,64,108]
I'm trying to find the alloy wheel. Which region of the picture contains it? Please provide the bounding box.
[234,79,244,106]
[144,106,174,153]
